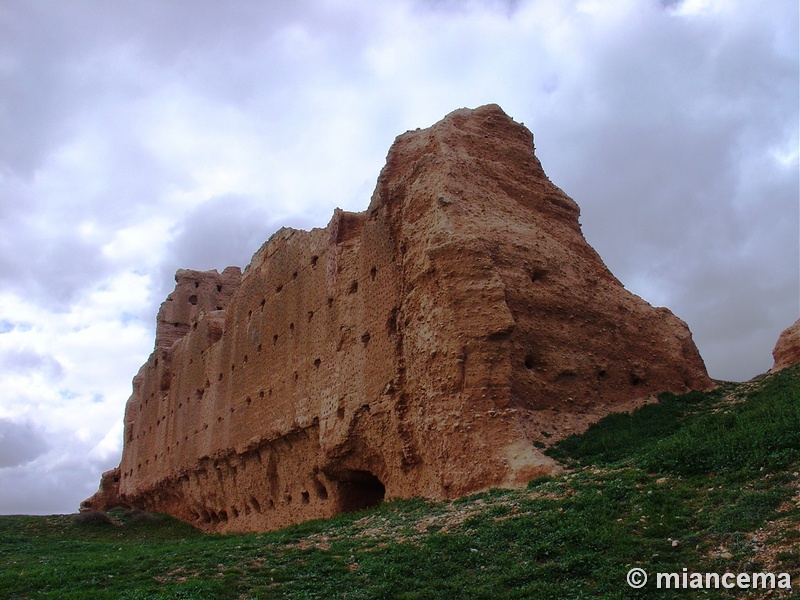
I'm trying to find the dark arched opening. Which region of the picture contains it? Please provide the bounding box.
[335,470,385,513]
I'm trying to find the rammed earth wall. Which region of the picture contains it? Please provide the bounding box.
[84,105,712,533]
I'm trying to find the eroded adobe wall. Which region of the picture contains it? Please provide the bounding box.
[114,212,409,531]
[392,106,712,443]
[358,105,712,493]
[88,104,713,532]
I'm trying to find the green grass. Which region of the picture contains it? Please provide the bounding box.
[2,366,799,599]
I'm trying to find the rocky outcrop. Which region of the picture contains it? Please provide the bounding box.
[772,319,800,372]
[84,104,712,533]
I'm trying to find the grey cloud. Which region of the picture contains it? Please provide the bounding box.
[531,0,798,380]
[0,448,116,515]
[1,0,353,144]
[0,192,112,307]
[164,194,276,273]
[0,419,49,468]
[0,423,122,514]
[0,73,175,306]
[157,194,318,300]
[417,0,523,16]
[0,0,364,309]
[0,349,64,378]
[0,229,112,308]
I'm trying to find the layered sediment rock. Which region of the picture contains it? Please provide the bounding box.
[83,104,712,532]
[772,319,800,372]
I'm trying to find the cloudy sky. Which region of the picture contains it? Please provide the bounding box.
[0,0,797,515]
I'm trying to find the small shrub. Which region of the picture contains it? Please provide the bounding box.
[72,510,113,526]
[128,509,159,523]
[527,474,553,488]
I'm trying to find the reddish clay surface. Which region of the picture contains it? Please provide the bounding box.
[83,105,712,532]
[772,319,800,372]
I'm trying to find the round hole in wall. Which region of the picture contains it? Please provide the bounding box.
[313,479,329,500]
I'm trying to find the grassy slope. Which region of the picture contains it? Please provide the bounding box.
[2,365,799,599]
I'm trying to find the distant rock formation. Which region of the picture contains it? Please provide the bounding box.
[772,319,800,372]
[82,104,712,532]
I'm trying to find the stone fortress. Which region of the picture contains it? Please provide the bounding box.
[83,105,713,533]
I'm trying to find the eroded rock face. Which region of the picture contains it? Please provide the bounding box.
[772,319,800,372]
[80,467,124,513]
[85,104,712,532]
